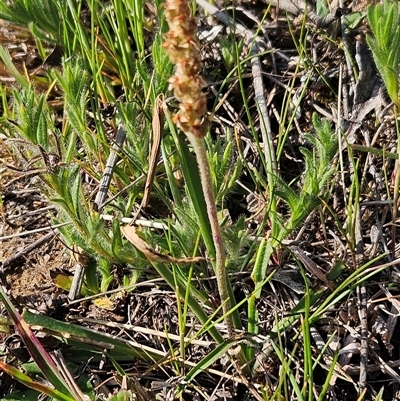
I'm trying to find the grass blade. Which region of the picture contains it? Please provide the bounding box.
[0,287,74,398]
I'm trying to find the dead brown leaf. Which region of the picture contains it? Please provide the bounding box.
[121,225,205,264]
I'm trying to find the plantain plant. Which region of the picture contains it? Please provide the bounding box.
[248,113,338,342]
[366,0,400,107]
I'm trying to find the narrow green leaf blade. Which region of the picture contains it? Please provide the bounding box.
[0,288,73,398]
[0,361,74,401]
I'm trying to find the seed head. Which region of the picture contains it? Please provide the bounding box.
[164,0,208,138]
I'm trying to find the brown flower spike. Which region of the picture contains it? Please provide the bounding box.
[164,0,208,138]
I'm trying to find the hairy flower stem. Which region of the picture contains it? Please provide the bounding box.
[186,133,233,335]
[163,0,233,335]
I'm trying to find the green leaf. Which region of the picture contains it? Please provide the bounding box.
[0,46,29,89]
[112,218,124,258]
[316,0,329,17]
[0,361,74,401]
[220,37,235,69]
[22,309,164,361]
[344,11,365,30]
[275,178,301,212]
[181,337,239,385]
[85,259,100,294]
[250,238,274,297]
[326,260,346,281]
[367,0,400,105]
[171,128,215,258]
[0,288,74,398]
[98,258,113,293]
[108,390,134,401]
[36,113,48,150]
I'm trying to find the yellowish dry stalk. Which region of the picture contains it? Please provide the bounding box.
[164,0,233,335]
